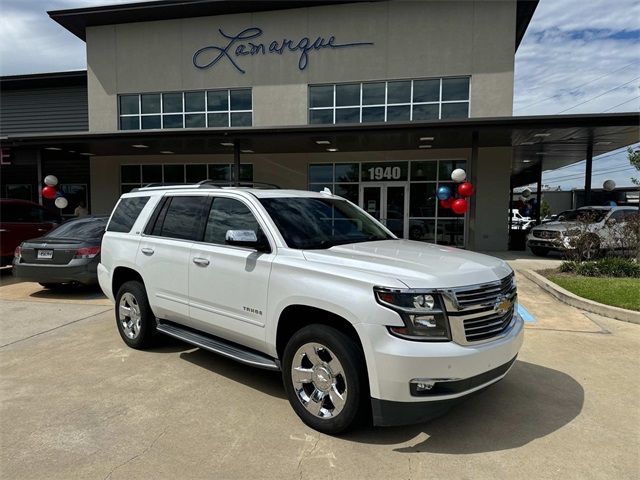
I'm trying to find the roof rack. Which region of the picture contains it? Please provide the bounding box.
[131,180,281,192]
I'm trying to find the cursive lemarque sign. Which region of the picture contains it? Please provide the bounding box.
[193,27,373,74]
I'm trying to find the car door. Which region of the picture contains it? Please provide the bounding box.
[188,195,275,352]
[137,194,210,325]
[0,202,58,260]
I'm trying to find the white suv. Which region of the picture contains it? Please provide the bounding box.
[99,184,524,434]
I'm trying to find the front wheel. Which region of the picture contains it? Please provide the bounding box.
[115,280,157,349]
[282,324,368,434]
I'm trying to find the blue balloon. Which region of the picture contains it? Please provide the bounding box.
[436,185,452,200]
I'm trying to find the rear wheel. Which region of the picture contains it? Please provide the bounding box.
[115,281,156,349]
[282,324,368,434]
[530,247,549,257]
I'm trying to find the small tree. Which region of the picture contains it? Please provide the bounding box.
[630,146,640,186]
[540,200,552,219]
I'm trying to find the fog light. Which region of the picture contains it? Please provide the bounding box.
[412,315,437,328]
[415,382,435,391]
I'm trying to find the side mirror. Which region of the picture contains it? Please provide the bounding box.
[225,230,270,253]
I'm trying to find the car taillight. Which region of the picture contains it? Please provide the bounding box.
[74,246,100,259]
[14,245,22,260]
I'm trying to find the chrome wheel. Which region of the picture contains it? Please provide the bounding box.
[119,292,141,339]
[291,342,347,418]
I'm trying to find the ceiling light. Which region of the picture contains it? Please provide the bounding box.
[418,145,432,149]
[523,159,532,163]
[241,149,254,153]
[326,148,338,152]
[220,142,234,147]
[79,152,94,156]
[315,140,331,145]
[131,144,148,148]
[160,150,174,154]
[533,133,551,137]
[595,141,612,145]
[535,152,548,155]
[69,150,76,153]
[44,147,62,151]
[520,141,535,146]
[419,136,434,141]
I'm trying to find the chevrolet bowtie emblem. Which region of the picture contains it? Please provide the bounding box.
[494,296,512,315]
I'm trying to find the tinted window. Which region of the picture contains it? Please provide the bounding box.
[47,218,107,239]
[157,196,210,241]
[107,197,150,233]
[562,209,608,223]
[204,198,261,245]
[0,203,59,223]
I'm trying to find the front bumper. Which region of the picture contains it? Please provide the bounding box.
[527,235,573,251]
[12,260,98,285]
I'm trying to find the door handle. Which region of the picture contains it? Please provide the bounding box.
[193,257,210,267]
[141,247,154,256]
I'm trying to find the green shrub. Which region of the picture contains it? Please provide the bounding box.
[559,258,640,278]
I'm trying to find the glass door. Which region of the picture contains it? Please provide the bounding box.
[360,183,407,238]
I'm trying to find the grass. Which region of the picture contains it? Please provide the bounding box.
[547,274,640,311]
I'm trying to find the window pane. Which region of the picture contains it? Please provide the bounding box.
[208,164,231,181]
[208,113,229,127]
[142,165,162,183]
[309,164,333,183]
[204,197,260,245]
[164,164,185,183]
[160,196,209,241]
[387,81,411,104]
[413,79,440,103]
[412,104,439,121]
[334,184,358,203]
[335,84,360,106]
[141,94,160,114]
[107,196,149,233]
[239,164,253,182]
[309,109,333,124]
[231,112,252,127]
[386,105,410,122]
[163,114,183,128]
[436,219,464,246]
[121,165,140,184]
[230,89,252,110]
[442,78,469,101]
[163,93,183,113]
[362,82,385,105]
[121,184,138,194]
[186,164,208,183]
[309,183,332,193]
[335,163,359,182]
[207,90,228,111]
[441,102,469,119]
[185,91,205,112]
[119,95,139,115]
[362,106,384,123]
[409,183,436,217]
[185,113,205,128]
[409,219,435,242]
[309,85,334,108]
[411,161,437,181]
[141,115,161,129]
[120,116,139,130]
[335,107,359,124]
[438,160,466,181]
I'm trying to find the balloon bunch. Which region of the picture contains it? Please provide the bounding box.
[41,175,68,209]
[435,168,474,214]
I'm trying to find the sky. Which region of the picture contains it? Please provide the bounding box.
[0,0,639,190]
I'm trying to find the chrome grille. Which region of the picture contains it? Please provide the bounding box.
[444,273,517,344]
[532,230,560,239]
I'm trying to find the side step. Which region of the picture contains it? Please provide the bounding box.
[156,321,280,371]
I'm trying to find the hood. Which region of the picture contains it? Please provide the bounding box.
[532,221,583,232]
[302,240,512,289]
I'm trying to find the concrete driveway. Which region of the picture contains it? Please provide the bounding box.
[0,268,638,479]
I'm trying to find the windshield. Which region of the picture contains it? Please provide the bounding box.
[46,217,107,239]
[559,209,607,223]
[259,197,393,249]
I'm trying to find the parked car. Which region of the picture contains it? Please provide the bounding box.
[13,216,108,287]
[0,199,61,266]
[541,209,574,224]
[527,206,638,258]
[99,186,524,434]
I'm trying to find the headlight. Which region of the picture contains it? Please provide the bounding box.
[374,287,451,341]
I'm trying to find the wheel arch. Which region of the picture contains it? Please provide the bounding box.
[112,266,145,296]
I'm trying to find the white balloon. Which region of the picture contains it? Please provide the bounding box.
[44,175,58,186]
[54,197,68,209]
[521,188,532,199]
[451,168,467,183]
[603,179,616,191]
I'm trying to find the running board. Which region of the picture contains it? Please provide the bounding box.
[156,321,280,371]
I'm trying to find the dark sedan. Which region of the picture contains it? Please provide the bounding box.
[13,216,108,288]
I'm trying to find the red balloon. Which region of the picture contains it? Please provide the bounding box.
[439,198,453,209]
[457,182,474,197]
[42,186,57,199]
[451,198,468,215]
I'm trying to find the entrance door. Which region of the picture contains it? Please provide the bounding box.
[360,183,408,238]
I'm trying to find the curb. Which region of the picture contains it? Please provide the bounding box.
[521,269,640,325]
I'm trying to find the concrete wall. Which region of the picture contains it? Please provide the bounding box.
[86,0,517,131]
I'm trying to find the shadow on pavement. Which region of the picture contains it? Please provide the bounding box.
[179,348,286,400]
[29,284,106,301]
[343,360,584,453]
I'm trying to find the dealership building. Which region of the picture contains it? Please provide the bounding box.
[1,0,638,250]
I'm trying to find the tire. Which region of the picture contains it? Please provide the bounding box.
[282,324,368,435]
[115,280,157,349]
[39,282,66,289]
[530,247,549,257]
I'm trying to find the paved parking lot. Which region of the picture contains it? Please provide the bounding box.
[0,265,638,479]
